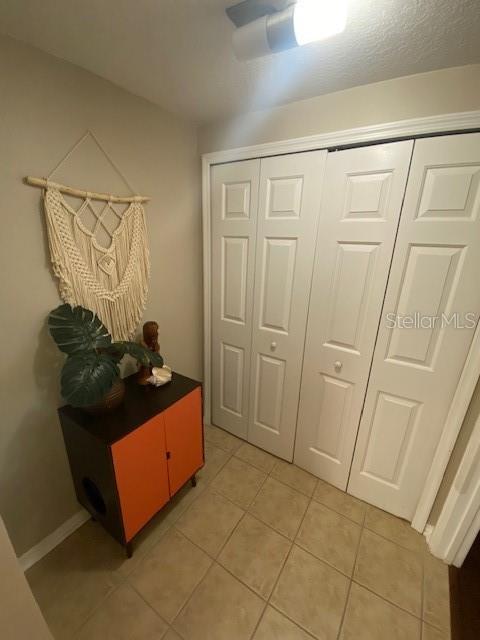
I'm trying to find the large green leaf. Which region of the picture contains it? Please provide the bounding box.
[48,304,111,355]
[106,342,164,367]
[61,353,120,407]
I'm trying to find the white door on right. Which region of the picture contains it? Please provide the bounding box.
[348,133,480,520]
[294,141,413,488]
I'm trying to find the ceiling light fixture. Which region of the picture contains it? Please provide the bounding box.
[227,0,348,61]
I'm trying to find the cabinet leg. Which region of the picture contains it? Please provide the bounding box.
[126,542,133,559]
[191,475,197,488]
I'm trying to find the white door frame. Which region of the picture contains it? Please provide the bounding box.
[453,509,480,567]
[412,320,480,532]
[202,109,480,533]
[427,397,480,566]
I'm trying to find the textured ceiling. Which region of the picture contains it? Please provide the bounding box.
[0,0,479,123]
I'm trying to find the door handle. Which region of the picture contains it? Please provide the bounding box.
[334,361,343,372]
[270,342,277,351]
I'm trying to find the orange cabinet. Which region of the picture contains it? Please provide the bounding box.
[59,372,204,557]
[164,387,203,495]
[112,414,170,542]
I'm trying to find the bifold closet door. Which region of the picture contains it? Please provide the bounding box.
[211,160,260,439]
[247,151,327,460]
[348,132,480,520]
[294,141,414,488]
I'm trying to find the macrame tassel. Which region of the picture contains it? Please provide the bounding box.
[44,188,150,340]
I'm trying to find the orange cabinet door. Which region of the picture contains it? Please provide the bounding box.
[111,414,170,542]
[164,387,204,496]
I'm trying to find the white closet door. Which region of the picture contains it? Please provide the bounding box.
[211,160,260,439]
[294,141,413,488]
[348,132,480,519]
[247,151,327,460]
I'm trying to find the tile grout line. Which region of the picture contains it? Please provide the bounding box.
[123,471,211,573]
[346,525,426,627]
[125,581,172,632]
[181,459,316,605]
[233,447,444,636]
[73,519,188,637]
[268,459,319,498]
[45,429,440,640]
[163,444,441,639]
[350,507,426,626]
[32,435,262,638]
[210,463,269,510]
[247,520,299,639]
[310,499,365,527]
[122,440,235,576]
[204,425,244,454]
[169,561,217,640]
[350,579,424,623]
[172,499,295,606]
[172,436,363,639]
[208,425,319,498]
[420,544,426,640]
[122,472,231,636]
[233,444,279,474]
[169,442,318,640]
[266,488,356,640]
[172,517,277,604]
[167,453,274,638]
[202,456,271,561]
[72,581,122,638]
[353,535,425,621]
[72,539,167,638]
[293,539,357,581]
[362,525,425,554]
[168,526,272,637]
[256,490,317,639]
[74,441,235,637]
[335,508,367,640]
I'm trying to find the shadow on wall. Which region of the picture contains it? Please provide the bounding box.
[1,322,76,556]
[2,133,157,556]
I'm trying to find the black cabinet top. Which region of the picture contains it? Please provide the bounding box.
[58,372,201,445]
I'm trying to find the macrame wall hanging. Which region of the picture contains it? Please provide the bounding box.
[26,131,151,340]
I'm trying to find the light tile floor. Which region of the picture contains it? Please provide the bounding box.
[26,425,451,640]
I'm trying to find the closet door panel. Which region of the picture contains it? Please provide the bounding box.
[248,151,327,460]
[211,160,260,438]
[294,141,414,488]
[348,133,480,519]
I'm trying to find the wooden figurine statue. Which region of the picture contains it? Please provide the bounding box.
[143,321,160,353]
[137,321,160,385]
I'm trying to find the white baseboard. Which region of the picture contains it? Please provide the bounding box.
[19,509,90,572]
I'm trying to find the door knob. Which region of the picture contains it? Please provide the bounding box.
[270,342,277,351]
[334,361,343,371]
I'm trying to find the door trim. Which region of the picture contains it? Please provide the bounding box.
[202,110,480,532]
[203,111,480,165]
[427,405,480,566]
[412,320,480,533]
[454,509,480,567]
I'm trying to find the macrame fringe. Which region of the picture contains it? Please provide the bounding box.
[44,188,150,340]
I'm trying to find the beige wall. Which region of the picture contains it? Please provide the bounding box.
[199,64,480,153]
[0,35,201,556]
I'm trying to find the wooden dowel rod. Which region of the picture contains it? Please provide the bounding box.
[24,176,150,203]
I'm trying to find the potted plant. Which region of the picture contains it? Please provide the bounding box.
[48,304,164,412]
